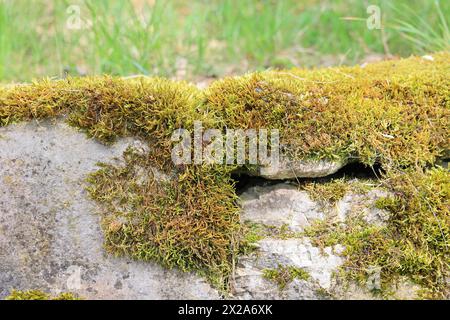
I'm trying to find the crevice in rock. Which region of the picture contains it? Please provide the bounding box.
[232,162,384,195]
[326,162,384,180]
[436,158,449,169]
[231,174,283,195]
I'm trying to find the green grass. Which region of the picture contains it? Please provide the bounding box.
[0,0,448,82]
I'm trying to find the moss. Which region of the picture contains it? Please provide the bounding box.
[315,287,333,299]
[0,77,207,144]
[303,178,350,204]
[1,76,240,291]
[86,147,240,290]
[299,178,378,210]
[2,53,447,169]
[238,222,266,255]
[305,168,449,298]
[239,222,301,250]
[263,265,310,290]
[301,178,373,204]
[206,52,449,168]
[5,290,81,300]
[0,54,448,295]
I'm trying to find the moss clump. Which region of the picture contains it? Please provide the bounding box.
[205,53,449,167]
[0,77,207,145]
[1,76,240,291]
[239,222,266,255]
[305,168,449,298]
[87,147,240,290]
[301,178,376,205]
[5,290,81,300]
[302,178,350,204]
[263,265,310,290]
[0,54,448,294]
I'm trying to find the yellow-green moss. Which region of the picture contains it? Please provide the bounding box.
[0,76,240,291]
[5,290,81,300]
[0,53,448,294]
[301,178,376,205]
[263,265,310,290]
[238,222,266,255]
[305,168,449,298]
[86,147,240,290]
[303,178,350,204]
[0,77,207,145]
[206,52,449,168]
[240,222,301,248]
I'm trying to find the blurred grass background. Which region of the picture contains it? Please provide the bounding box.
[0,0,448,83]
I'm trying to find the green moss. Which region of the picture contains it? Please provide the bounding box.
[302,178,350,204]
[239,222,302,250]
[304,178,350,204]
[86,147,240,291]
[5,290,81,300]
[206,52,449,168]
[315,287,333,299]
[305,168,449,298]
[1,76,240,291]
[0,54,448,295]
[0,77,208,144]
[300,177,378,208]
[238,222,266,255]
[263,265,310,290]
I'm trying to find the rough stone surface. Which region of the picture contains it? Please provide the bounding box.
[336,189,391,225]
[232,264,320,300]
[235,182,418,300]
[232,238,344,300]
[236,183,345,300]
[251,158,347,180]
[240,184,324,232]
[0,121,219,299]
[0,121,416,300]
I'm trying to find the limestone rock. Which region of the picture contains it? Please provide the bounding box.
[236,182,412,300]
[232,238,344,299]
[240,184,324,232]
[336,189,391,225]
[0,121,219,300]
[248,157,347,180]
[0,120,418,300]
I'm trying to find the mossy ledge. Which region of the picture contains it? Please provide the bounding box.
[0,53,448,295]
